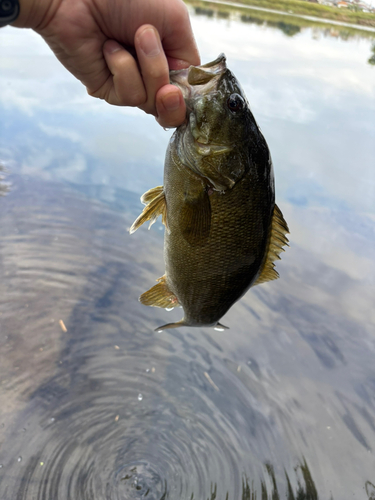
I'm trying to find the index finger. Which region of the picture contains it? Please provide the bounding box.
[135,25,170,116]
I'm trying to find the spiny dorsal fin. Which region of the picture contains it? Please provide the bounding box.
[253,204,289,286]
[139,275,180,309]
[129,186,168,234]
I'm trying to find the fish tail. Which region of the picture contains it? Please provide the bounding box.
[155,320,229,332]
[214,322,229,331]
[155,320,187,332]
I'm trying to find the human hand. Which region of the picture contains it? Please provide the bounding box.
[13,0,200,127]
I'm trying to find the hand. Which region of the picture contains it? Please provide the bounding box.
[13,0,200,127]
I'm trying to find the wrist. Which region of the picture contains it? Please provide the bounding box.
[11,0,59,29]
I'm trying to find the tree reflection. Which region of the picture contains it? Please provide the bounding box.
[191,1,375,46]
[199,457,323,499]
[246,459,319,500]
[241,14,301,36]
[365,481,375,499]
[368,43,375,65]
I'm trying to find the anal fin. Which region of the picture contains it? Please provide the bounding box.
[140,275,179,309]
[253,204,289,286]
[129,186,168,234]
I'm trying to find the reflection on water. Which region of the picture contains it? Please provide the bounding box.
[369,43,375,64]
[241,15,301,37]
[193,2,375,56]
[1,4,375,500]
[0,165,9,197]
[0,178,326,500]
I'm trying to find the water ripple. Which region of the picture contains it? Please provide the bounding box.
[1,178,375,499]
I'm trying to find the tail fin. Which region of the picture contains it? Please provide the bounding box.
[214,322,229,331]
[155,320,229,332]
[155,320,187,332]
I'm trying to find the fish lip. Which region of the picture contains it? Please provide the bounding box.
[169,54,227,102]
[200,53,227,70]
[171,54,229,150]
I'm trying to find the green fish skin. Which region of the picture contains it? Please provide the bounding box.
[130,55,289,331]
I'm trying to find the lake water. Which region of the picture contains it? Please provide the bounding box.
[0,5,375,499]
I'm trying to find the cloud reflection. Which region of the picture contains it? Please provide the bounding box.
[0,164,10,196]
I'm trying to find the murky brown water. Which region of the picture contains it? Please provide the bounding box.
[1,5,375,499]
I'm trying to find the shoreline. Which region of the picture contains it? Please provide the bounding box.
[190,0,375,31]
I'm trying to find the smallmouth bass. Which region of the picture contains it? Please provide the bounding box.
[130,55,289,331]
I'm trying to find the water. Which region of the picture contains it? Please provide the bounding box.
[1,5,375,499]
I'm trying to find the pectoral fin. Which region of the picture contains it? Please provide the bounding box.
[129,186,167,234]
[253,204,289,286]
[140,275,180,309]
[180,189,211,246]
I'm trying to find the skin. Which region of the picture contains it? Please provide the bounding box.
[11,0,200,128]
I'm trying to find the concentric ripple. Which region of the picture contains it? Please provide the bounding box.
[113,461,166,500]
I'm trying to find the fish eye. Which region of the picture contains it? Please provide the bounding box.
[227,93,244,114]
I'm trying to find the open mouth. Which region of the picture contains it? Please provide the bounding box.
[170,54,227,103]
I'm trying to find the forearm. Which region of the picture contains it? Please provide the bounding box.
[11,0,61,29]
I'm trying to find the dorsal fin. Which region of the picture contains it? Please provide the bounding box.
[129,186,167,234]
[139,275,180,309]
[253,204,289,286]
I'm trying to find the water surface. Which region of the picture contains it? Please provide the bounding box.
[0,6,375,499]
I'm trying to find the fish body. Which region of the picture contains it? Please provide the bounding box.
[130,55,288,330]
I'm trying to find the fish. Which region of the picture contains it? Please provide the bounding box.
[130,54,289,331]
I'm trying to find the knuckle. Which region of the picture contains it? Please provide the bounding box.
[122,91,147,107]
[144,62,168,82]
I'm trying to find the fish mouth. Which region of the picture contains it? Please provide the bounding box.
[172,54,232,156]
[170,54,227,102]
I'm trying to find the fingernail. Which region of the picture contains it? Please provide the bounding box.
[104,40,122,54]
[162,91,181,112]
[139,28,160,57]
